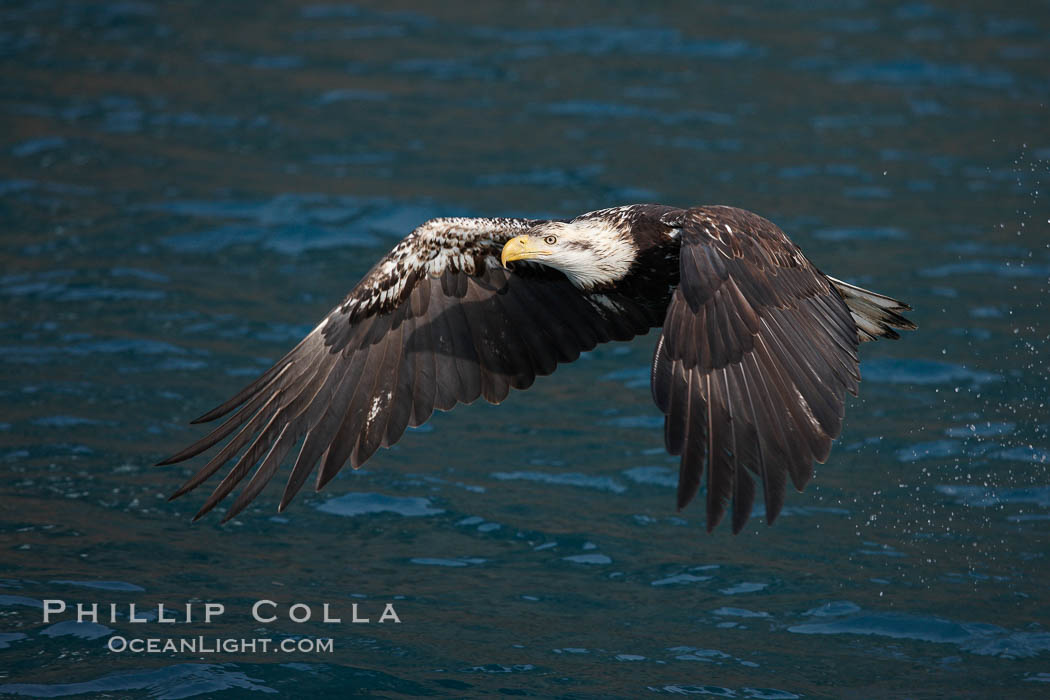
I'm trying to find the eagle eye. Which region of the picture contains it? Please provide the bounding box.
[543,235,558,245]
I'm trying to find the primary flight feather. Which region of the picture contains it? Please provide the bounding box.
[159,204,915,532]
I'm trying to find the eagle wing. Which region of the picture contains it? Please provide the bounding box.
[160,217,658,521]
[651,206,861,533]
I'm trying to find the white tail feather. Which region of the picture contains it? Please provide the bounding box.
[827,277,916,343]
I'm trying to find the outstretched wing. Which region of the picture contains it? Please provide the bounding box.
[160,217,659,521]
[651,206,862,534]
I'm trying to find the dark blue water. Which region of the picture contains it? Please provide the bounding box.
[2,1,1048,697]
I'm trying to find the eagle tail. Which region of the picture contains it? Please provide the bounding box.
[827,277,916,342]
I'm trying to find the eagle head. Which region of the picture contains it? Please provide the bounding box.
[500,218,637,289]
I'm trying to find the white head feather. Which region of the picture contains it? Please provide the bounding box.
[527,218,636,289]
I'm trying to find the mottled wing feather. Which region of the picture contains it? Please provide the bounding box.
[651,206,860,533]
[160,217,657,521]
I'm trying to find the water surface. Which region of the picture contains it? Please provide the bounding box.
[1,0,1048,697]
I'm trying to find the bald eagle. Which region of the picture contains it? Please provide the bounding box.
[159,205,914,533]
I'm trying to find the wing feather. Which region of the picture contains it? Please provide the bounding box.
[170,391,283,501]
[355,315,405,467]
[316,343,384,489]
[188,336,309,424]
[666,361,689,459]
[652,206,862,533]
[384,313,417,448]
[704,372,732,530]
[278,350,368,510]
[678,369,705,510]
[496,283,558,376]
[460,279,512,404]
[407,287,437,426]
[158,363,293,467]
[193,408,285,520]
[223,424,293,522]
[489,289,540,389]
[162,216,659,518]
[425,285,465,411]
[752,330,827,473]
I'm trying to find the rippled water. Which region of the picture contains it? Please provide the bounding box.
[1,1,1048,697]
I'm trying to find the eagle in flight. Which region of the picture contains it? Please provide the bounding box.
[160,205,915,533]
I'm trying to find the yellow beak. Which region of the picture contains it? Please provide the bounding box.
[501,235,551,267]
